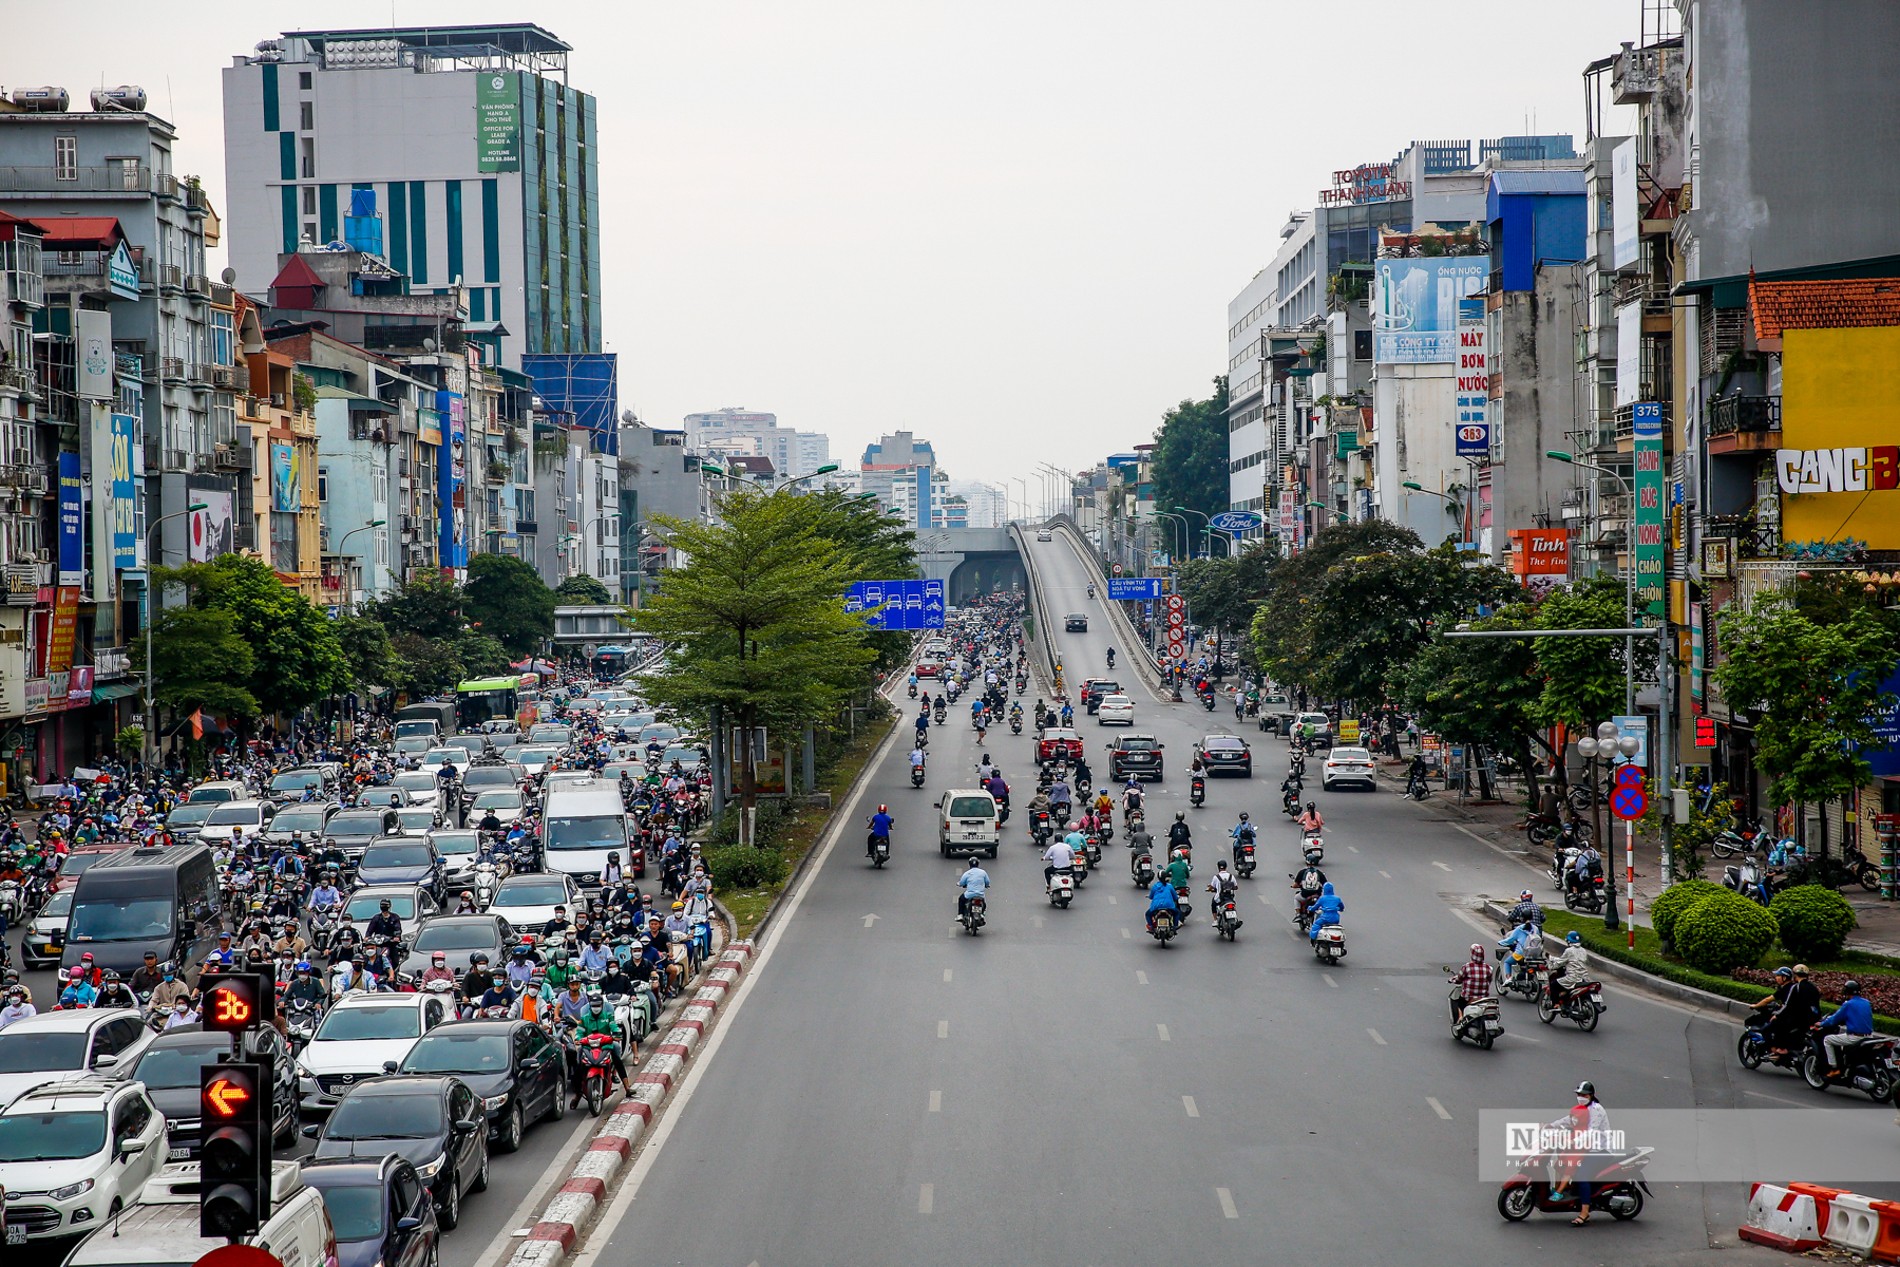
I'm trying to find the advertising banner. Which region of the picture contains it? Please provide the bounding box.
[1611,139,1638,271]
[110,415,137,569]
[188,489,235,563]
[1454,296,1489,457]
[1508,528,1570,578]
[270,443,300,513]
[66,666,93,706]
[1632,402,1665,615]
[1374,257,1491,364]
[46,588,81,674]
[1777,327,1900,550]
[437,391,468,568]
[1209,510,1263,533]
[77,309,113,401]
[57,451,84,585]
[476,73,521,173]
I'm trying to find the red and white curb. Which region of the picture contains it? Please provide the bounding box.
[504,940,755,1267]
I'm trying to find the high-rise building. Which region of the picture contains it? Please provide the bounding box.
[860,430,940,523]
[222,25,601,372]
[683,407,830,479]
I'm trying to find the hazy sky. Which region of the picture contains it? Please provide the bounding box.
[6,1,1642,491]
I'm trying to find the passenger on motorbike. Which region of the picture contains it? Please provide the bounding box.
[1298,804,1324,835]
[1145,876,1180,931]
[957,856,991,920]
[1816,980,1875,1075]
[1548,930,1589,1005]
[1229,813,1257,866]
[1449,944,1496,1022]
[1496,919,1546,987]
[1306,881,1343,944]
[1767,963,1821,1053]
[1205,861,1239,929]
[1122,780,1144,815]
[1164,849,1192,895]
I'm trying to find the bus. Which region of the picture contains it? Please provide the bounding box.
[456,676,521,731]
[590,646,632,680]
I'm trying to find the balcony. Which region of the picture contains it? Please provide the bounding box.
[157,264,183,294]
[185,273,211,302]
[0,165,156,195]
[1706,395,1781,454]
[1612,43,1662,103]
[1704,512,1781,560]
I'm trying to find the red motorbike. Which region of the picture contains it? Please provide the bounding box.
[575,1030,616,1116]
[1497,1147,1654,1222]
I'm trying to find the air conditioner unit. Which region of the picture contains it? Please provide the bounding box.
[213,445,241,470]
[211,367,236,389]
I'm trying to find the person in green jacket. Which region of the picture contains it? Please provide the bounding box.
[543,948,577,991]
[1164,850,1192,892]
[570,989,636,1103]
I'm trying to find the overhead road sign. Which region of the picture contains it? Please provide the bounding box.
[845,580,945,631]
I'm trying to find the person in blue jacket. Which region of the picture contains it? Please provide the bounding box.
[866,804,894,861]
[1307,881,1344,943]
[1817,979,1875,1076]
[1145,876,1180,932]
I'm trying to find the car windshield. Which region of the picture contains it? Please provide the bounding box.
[402,1033,510,1074]
[313,1182,384,1240]
[39,890,72,917]
[430,832,480,857]
[0,1032,86,1073]
[189,786,238,803]
[471,791,521,810]
[344,894,415,922]
[396,810,437,830]
[545,815,624,853]
[326,1092,440,1138]
[393,773,438,793]
[412,923,496,952]
[494,880,567,907]
[329,814,389,838]
[447,736,488,753]
[270,772,322,792]
[1119,738,1159,751]
[463,768,517,789]
[363,844,433,868]
[660,746,702,768]
[314,1005,422,1043]
[947,797,993,818]
[272,806,331,834]
[129,1043,227,1090]
[205,804,263,826]
[1331,748,1371,761]
[602,764,645,782]
[0,1110,105,1162]
[422,750,460,766]
[166,803,216,827]
[69,897,174,942]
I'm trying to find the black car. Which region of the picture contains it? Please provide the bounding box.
[1195,735,1253,777]
[459,760,526,818]
[307,1076,489,1230]
[266,765,340,805]
[301,1156,440,1267]
[398,1019,567,1152]
[408,914,516,976]
[1108,733,1165,782]
[1065,613,1089,632]
[325,808,404,859]
[263,799,340,845]
[1081,678,1122,714]
[358,837,446,903]
[121,1024,298,1156]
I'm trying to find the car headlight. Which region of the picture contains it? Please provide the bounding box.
[414,1154,445,1179]
[481,1094,509,1110]
[50,1178,94,1201]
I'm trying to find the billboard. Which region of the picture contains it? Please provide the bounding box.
[77,309,113,401]
[1632,402,1665,615]
[523,354,619,456]
[57,451,84,585]
[109,415,138,569]
[1611,139,1638,271]
[1209,510,1262,532]
[844,579,945,631]
[1508,528,1570,578]
[1454,296,1490,457]
[437,391,468,568]
[270,442,300,513]
[188,490,234,563]
[1778,327,1900,551]
[475,72,521,173]
[1373,257,1491,363]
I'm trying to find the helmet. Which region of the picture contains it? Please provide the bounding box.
[431,953,447,965]
[1575,1081,1596,1098]
[1066,821,1080,831]
[877,804,888,814]
[1519,889,1534,903]
[379,899,392,911]
[1843,979,1862,997]
[102,969,121,983]
[1215,860,1228,870]
[67,965,84,980]
[1238,812,1249,822]
[295,960,313,973]
[1565,930,1581,944]
[470,951,489,966]
[1772,966,1793,978]
[1175,812,1185,822]
[1469,944,1485,961]
[966,855,981,867]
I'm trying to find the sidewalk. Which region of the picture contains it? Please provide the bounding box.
[1375,760,1900,959]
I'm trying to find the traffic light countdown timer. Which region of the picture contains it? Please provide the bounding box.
[199,1062,273,1240]
[201,973,270,1035]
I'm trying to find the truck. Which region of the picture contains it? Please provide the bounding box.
[396,699,457,740]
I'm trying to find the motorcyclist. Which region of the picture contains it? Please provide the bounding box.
[505,945,537,991]
[419,953,459,992]
[569,989,638,1102]
[909,746,927,777]
[148,963,191,1016]
[1047,776,1073,824]
[128,951,164,999]
[541,905,573,942]
[1166,812,1192,854]
[1298,803,1324,835]
[1041,832,1076,890]
[545,947,578,992]
[58,965,97,1009]
[1145,875,1180,931]
[1496,918,1546,988]
[957,856,991,921]
[1280,772,1302,813]
[1548,930,1590,1005]
[1205,860,1240,929]
[1566,844,1604,902]
[1305,881,1343,945]
[1816,979,1875,1076]
[1164,847,1192,896]
[0,987,36,1030]
[1449,944,1496,1022]
[94,971,136,1010]
[867,804,895,861]
[366,898,404,944]
[460,951,497,1003]
[1505,889,1545,928]
[1122,780,1144,817]
[286,962,327,1007]
[1058,700,1074,727]
[1229,813,1257,867]
[1290,851,1326,922]
[1406,752,1429,798]
[1766,963,1821,1054]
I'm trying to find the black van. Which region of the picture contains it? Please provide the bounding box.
[61,844,222,975]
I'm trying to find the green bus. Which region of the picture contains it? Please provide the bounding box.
[456,676,521,731]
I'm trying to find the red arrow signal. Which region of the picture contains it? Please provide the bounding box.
[205,1077,251,1118]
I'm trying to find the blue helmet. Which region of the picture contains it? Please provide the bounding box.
[1565,930,1581,944]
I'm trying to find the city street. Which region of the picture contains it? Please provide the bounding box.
[563,529,1837,1267]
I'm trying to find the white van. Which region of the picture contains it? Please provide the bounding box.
[542,781,633,887]
[937,789,1000,858]
[65,1161,335,1267]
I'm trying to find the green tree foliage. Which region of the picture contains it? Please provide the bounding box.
[1400,597,1550,793]
[135,607,260,719]
[465,554,558,656]
[555,574,615,604]
[1148,377,1230,529]
[782,490,920,671]
[333,613,397,690]
[370,573,465,642]
[1530,576,1657,732]
[633,491,878,840]
[156,556,346,714]
[1176,547,1277,643]
[1768,885,1858,962]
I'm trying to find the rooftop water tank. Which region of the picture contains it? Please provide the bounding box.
[11,86,70,113]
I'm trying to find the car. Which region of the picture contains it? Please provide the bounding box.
[936,790,1000,858]
[194,797,276,844]
[266,765,339,804]
[0,1079,166,1241]
[1080,678,1122,712]
[21,887,72,968]
[407,914,515,976]
[443,735,492,757]
[428,829,484,890]
[480,718,521,737]
[357,837,446,901]
[601,761,647,787]
[468,788,527,827]
[1257,691,1292,733]
[394,734,434,757]
[1096,693,1136,725]
[325,807,403,858]
[1195,734,1253,777]
[659,743,707,772]
[161,801,217,840]
[305,1076,488,1230]
[362,785,417,811]
[1292,711,1334,749]
[637,723,682,748]
[390,770,445,810]
[511,745,563,774]
[458,760,526,814]
[488,872,583,937]
[49,846,123,894]
[566,697,605,714]
[1322,745,1377,791]
[915,656,941,679]
[0,1010,156,1110]
[527,724,573,746]
[342,884,441,945]
[65,1159,335,1267]
[397,1019,567,1153]
[1107,733,1165,782]
[295,992,454,1114]
[1036,529,1053,542]
[298,1155,440,1267]
[262,800,339,844]
[417,748,469,778]
[1064,613,1089,632]
[119,1024,298,1157]
[1034,727,1084,765]
[183,780,247,805]
[395,806,443,836]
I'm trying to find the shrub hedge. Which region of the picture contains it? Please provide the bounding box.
[1650,879,1727,952]
[1768,884,1858,962]
[1672,887,1779,975]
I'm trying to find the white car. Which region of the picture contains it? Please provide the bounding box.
[1322,746,1377,791]
[194,797,276,844]
[0,1079,166,1240]
[0,1010,156,1110]
[341,884,441,944]
[1036,529,1053,542]
[469,789,527,825]
[418,748,470,777]
[394,805,442,835]
[390,770,444,810]
[295,992,454,1113]
[22,888,72,968]
[489,872,583,937]
[1096,693,1136,725]
[512,745,563,774]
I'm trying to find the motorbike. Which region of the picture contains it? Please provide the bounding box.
[1525,812,1590,848]
[1709,816,1764,860]
[1080,833,1103,867]
[1149,907,1179,947]
[574,1030,617,1116]
[1538,979,1605,1030]
[1131,850,1156,887]
[961,894,987,936]
[0,879,20,923]
[1289,874,1323,931]
[1280,790,1300,818]
[472,861,503,908]
[1735,1002,1805,1075]
[1493,931,1548,1003]
[1087,583,1095,598]
[1200,691,1217,712]
[1801,1028,1900,1101]
[1563,872,1608,914]
[1009,716,1022,735]
[910,762,926,789]
[1300,831,1324,863]
[1496,1149,1654,1223]
[1015,677,1027,696]
[1721,858,1771,905]
[1235,840,1257,878]
[908,682,918,699]
[1030,811,1053,846]
[1447,981,1504,1049]
[1189,775,1205,807]
[1071,848,1090,888]
[868,833,891,869]
[933,704,946,726]
[1046,867,1075,908]
[1546,845,1582,892]
[1312,921,1346,965]
[1213,895,1242,941]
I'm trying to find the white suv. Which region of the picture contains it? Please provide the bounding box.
[296,991,453,1113]
[0,1079,165,1240]
[0,1010,156,1110]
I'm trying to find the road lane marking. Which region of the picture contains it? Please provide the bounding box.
[938,1020,948,1038]
[1432,861,1452,872]
[1121,927,1131,939]
[1367,1028,1387,1045]
[1323,976,1337,988]
[929,1090,941,1113]
[1348,845,1360,853]
[1157,1023,1171,1042]
[943,969,952,983]
[1183,1095,1199,1118]
[1427,1097,1452,1120]
[1033,915,1046,928]
[1258,893,1270,904]
[1108,895,1118,904]
[1217,1187,1238,1219]
[1379,870,1392,879]
[863,912,880,927]
[919,1183,934,1214]
[1136,971,1149,985]
[1449,822,1492,848]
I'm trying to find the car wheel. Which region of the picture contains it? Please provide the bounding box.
[547,1072,568,1121]
[499,1099,524,1153]
[470,1145,489,1193]
[437,1173,460,1230]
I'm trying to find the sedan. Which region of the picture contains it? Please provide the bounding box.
[1195,735,1253,777]
[1321,745,1377,791]
[162,801,217,840]
[395,806,444,836]
[429,829,484,889]
[357,838,445,901]
[326,808,403,857]
[1064,613,1089,632]
[1096,694,1136,725]
[342,884,441,944]
[398,1020,566,1153]
[390,771,445,811]
[306,1076,489,1231]
[299,1156,439,1267]
[488,873,582,937]
[119,1024,298,1156]
[263,800,339,844]
[21,888,71,968]
[408,914,514,976]
[467,789,526,828]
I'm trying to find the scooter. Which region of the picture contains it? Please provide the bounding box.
[1189,775,1205,807]
[1149,907,1179,947]
[1538,978,1605,1030]
[1214,895,1243,941]
[908,682,918,700]
[1235,840,1257,878]
[1311,921,1346,964]
[1071,848,1090,888]
[1131,850,1156,887]
[933,704,946,726]
[1046,867,1075,909]
[868,833,891,869]
[1201,691,1217,711]
[1563,872,1608,914]
[1496,1149,1654,1223]
[1801,1028,1900,1101]
[910,762,926,788]
[574,1030,617,1116]
[1009,715,1022,735]
[961,895,986,935]
[1721,858,1771,906]
[1030,811,1053,846]
[1280,789,1301,818]
[1735,1002,1804,1075]
[1446,981,1504,1049]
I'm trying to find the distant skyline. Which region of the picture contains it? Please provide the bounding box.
[4,1,1642,485]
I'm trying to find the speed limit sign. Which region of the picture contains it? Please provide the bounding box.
[1111,563,1123,576]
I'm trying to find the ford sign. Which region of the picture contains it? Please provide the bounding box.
[1209,510,1264,532]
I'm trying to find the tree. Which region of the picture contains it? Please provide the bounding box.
[333,613,397,690]
[387,632,465,698]
[1530,577,1658,739]
[782,490,920,671]
[134,607,259,719]
[157,556,346,715]
[1713,598,1898,857]
[1249,519,1427,696]
[555,574,614,604]
[1401,598,1553,805]
[370,573,465,642]
[1148,376,1230,531]
[464,555,556,656]
[633,491,877,843]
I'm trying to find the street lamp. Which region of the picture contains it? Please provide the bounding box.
[1547,450,1637,713]
[1152,511,1188,566]
[1577,721,1643,944]
[1174,507,1214,559]
[334,518,387,608]
[774,462,839,493]
[142,501,208,767]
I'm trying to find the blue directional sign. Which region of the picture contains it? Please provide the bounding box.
[1107,577,1161,600]
[845,580,945,630]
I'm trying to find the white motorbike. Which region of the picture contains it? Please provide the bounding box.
[0,879,21,923]
[1448,984,1504,1050]
[1312,921,1346,964]
[1046,867,1075,909]
[472,861,503,908]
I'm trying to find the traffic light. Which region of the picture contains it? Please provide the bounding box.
[199,1062,271,1239]
[201,974,265,1035]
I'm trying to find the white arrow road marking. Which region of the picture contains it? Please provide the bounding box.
[942,969,952,983]
[1136,971,1149,985]
[937,1020,948,1038]
[1427,1097,1452,1120]
[863,913,880,927]
[929,1090,941,1113]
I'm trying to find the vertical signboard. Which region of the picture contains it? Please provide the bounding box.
[437,391,467,569]
[1689,602,1705,703]
[57,452,84,583]
[76,310,114,401]
[1632,402,1665,616]
[269,443,300,513]
[1454,295,1489,458]
[475,73,521,173]
[110,415,137,569]
[1373,257,1492,364]
[1611,139,1638,271]
[1615,303,1642,407]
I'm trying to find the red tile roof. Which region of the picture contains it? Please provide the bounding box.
[0,210,48,241]
[32,216,124,249]
[1750,276,1900,347]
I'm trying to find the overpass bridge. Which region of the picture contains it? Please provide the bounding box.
[915,528,1027,605]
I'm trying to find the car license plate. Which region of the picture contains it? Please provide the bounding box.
[6,1225,27,1245]
[169,1145,191,1160]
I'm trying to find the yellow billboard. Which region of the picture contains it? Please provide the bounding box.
[1778,326,1900,550]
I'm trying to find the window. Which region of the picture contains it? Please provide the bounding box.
[302,186,316,216]
[210,310,234,366]
[299,101,314,131]
[114,157,140,190]
[317,467,329,502]
[299,71,312,89]
[303,220,316,244]
[300,137,314,179]
[54,135,77,180]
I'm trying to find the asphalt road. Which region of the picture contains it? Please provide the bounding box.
[571,529,1859,1267]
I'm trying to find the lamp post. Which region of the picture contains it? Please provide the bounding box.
[142,501,209,767]
[1577,721,1643,945]
[561,513,621,580]
[1153,511,1188,567]
[334,518,387,609]
[1547,450,1637,714]
[1399,480,1466,547]
[1175,507,1213,559]
[774,462,840,493]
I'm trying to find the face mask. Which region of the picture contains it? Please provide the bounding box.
[175,1003,189,1014]
[162,974,174,982]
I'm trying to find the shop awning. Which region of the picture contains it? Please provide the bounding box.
[89,682,142,702]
